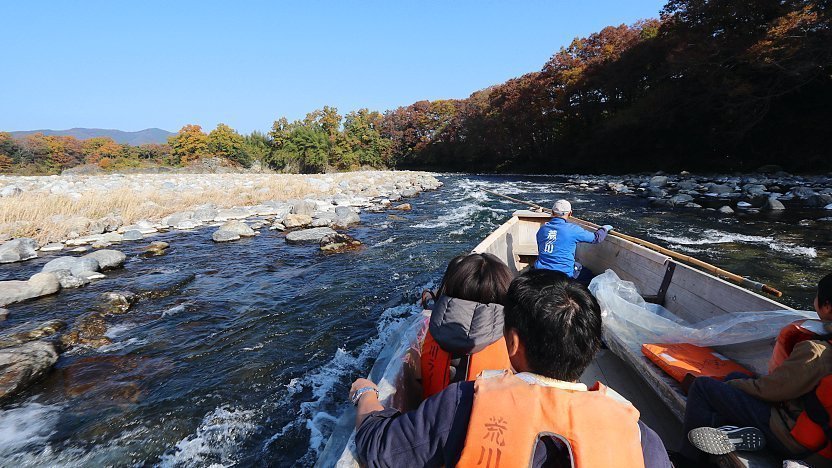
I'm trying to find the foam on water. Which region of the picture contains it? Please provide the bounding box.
[651,229,817,258]
[158,406,258,468]
[0,401,62,458]
[161,303,188,318]
[97,337,149,353]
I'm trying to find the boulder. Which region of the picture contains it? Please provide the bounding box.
[805,194,832,208]
[52,269,91,289]
[718,206,735,215]
[132,271,196,300]
[743,184,768,197]
[669,194,694,206]
[215,221,256,238]
[320,233,363,253]
[283,214,313,229]
[706,183,734,195]
[0,238,38,263]
[161,211,194,227]
[40,243,64,252]
[285,227,337,245]
[312,218,333,227]
[676,180,698,191]
[401,188,418,197]
[212,230,240,243]
[98,291,137,315]
[214,207,250,221]
[142,241,170,256]
[736,201,752,209]
[269,223,286,231]
[0,272,61,307]
[764,197,786,211]
[0,320,66,348]
[0,341,59,402]
[649,176,669,187]
[43,256,100,276]
[791,187,817,199]
[291,200,316,216]
[392,203,412,211]
[83,249,127,270]
[174,219,201,230]
[122,230,144,241]
[193,206,219,222]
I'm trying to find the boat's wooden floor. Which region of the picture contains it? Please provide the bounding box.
[580,348,681,443]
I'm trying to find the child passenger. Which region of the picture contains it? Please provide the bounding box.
[419,253,514,398]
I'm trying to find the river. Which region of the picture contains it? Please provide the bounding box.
[0,174,829,467]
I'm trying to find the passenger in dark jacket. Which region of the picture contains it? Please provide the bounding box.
[350,270,672,467]
[420,253,513,398]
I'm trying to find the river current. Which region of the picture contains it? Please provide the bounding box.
[0,174,830,467]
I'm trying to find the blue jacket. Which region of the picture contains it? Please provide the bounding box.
[355,381,671,467]
[534,218,607,276]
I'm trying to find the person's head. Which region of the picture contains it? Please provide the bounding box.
[503,269,602,381]
[815,273,832,320]
[552,199,572,219]
[435,253,514,305]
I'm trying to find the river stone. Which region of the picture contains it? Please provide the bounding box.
[764,197,786,211]
[791,187,817,199]
[392,203,412,211]
[0,186,22,197]
[52,269,91,289]
[212,230,240,243]
[214,207,249,221]
[291,200,316,216]
[401,188,418,198]
[706,183,734,195]
[283,214,313,229]
[649,176,669,187]
[0,341,59,402]
[311,218,333,227]
[43,256,100,276]
[736,201,752,209]
[285,227,337,244]
[269,223,286,231]
[40,242,64,252]
[99,291,137,315]
[132,272,196,300]
[83,249,127,270]
[214,220,255,238]
[142,241,170,256]
[0,320,67,348]
[676,180,698,191]
[825,204,832,210]
[0,238,38,263]
[161,211,194,227]
[669,194,694,206]
[805,194,832,208]
[123,230,144,241]
[0,272,61,307]
[718,206,735,214]
[175,219,202,230]
[193,206,219,222]
[320,233,362,253]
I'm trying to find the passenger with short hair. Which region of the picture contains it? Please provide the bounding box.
[350,269,671,467]
[419,253,514,399]
[535,199,612,284]
[677,273,832,467]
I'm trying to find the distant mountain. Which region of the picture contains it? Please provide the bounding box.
[9,128,174,145]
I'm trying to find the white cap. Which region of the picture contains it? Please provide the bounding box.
[552,199,572,216]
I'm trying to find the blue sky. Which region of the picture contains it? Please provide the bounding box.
[1,1,666,134]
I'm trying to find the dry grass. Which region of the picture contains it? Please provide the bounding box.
[0,172,408,244]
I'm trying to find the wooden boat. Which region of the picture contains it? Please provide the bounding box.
[317,210,798,467]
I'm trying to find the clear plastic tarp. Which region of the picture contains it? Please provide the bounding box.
[589,269,815,374]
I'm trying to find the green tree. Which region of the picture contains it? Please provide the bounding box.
[343,109,391,168]
[281,126,329,173]
[242,131,272,169]
[208,123,248,166]
[169,124,209,165]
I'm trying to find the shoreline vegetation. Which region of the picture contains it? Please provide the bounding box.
[2,1,830,176]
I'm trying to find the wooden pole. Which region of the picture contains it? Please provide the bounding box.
[482,189,784,298]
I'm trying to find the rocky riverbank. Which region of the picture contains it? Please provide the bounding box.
[0,171,441,402]
[559,171,832,220]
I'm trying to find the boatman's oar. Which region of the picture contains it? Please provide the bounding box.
[482,189,784,298]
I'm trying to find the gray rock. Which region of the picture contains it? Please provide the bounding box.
[320,233,362,253]
[0,272,61,307]
[269,223,286,231]
[212,230,241,242]
[216,221,255,237]
[52,269,91,289]
[676,180,698,191]
[0,186,22,197]
[312,218,333,227]
[161,211,194,227]
[193,206,220,222]
[0,238,38,264]
[214,207,249,221]
[649,176,669,187]
[43,256,100,276]
[805,194,832,208]
[669,194,694,206]
[392,203,412,211]
[0,341,59,402]
[123,230,144,241]
[282,214,313,229]
[285,227,337,244]
[86,218,108,235]
[744,184,768,197]
[706,183,734,195]
[718,206,735,215]
[791,186,817,199]
[174,219,201,230]
[401,188,418,197]
[40,242,64,252]
[83,249,127,270]
[764,197,786,211]
[291,200,316,216]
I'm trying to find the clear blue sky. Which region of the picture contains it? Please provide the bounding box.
[1,1,666,134]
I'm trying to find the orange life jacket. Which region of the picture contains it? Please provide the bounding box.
[456,371,644,468]
[770,320,832,458]
[420,330,511,400]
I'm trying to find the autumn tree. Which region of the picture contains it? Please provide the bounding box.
[208,123,248,166]
[169,124,209,165]
[82,137,123,165]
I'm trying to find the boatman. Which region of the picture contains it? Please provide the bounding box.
[348,270,671,467]
[535,199,613,285]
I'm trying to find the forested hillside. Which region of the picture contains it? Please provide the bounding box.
[2,0,829,175]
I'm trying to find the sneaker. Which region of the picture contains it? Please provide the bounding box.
[688,426,766,455]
